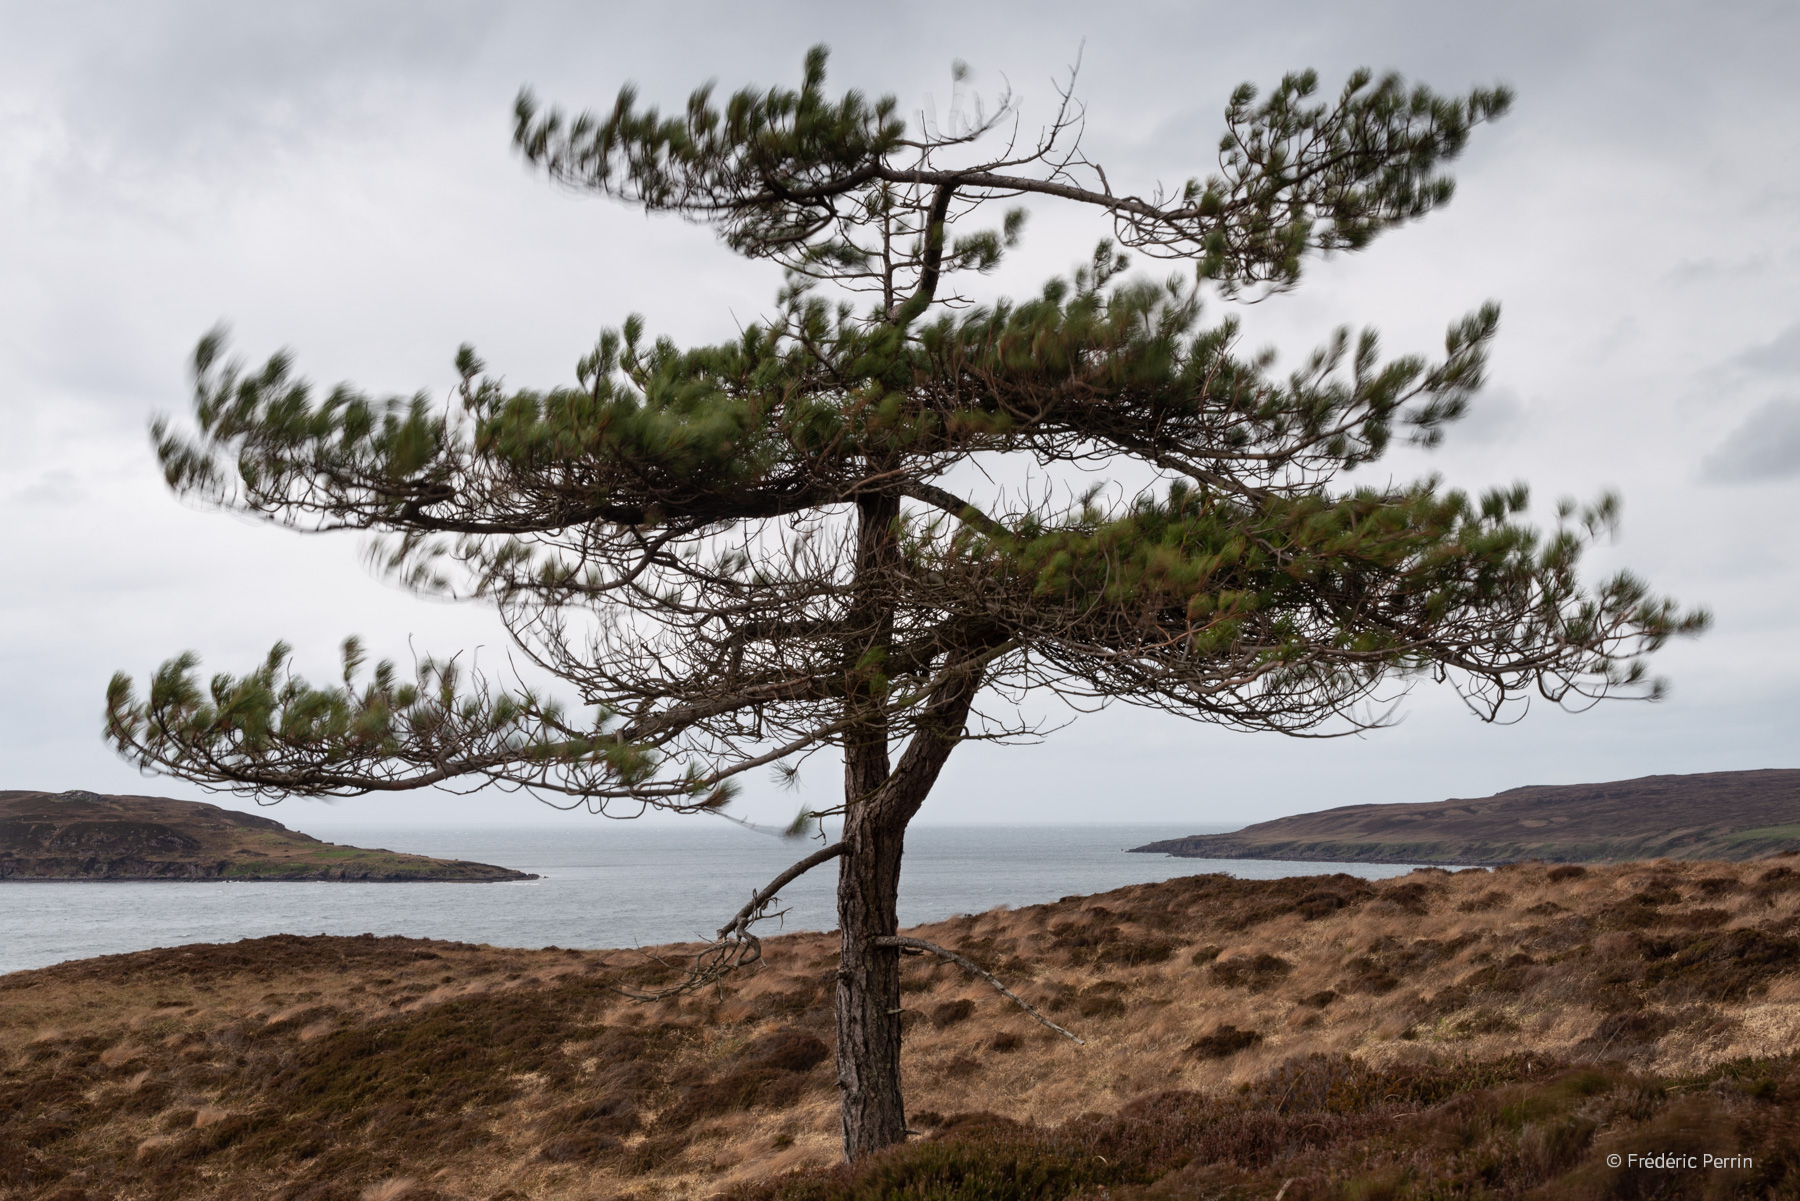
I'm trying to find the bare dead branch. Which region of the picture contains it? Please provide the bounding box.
[717,840,845,940]
[610,839,845,1001]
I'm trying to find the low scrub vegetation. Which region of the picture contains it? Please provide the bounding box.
[3,856,1799,1198]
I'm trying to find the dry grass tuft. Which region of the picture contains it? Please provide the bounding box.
[1184,1024,1263,1059]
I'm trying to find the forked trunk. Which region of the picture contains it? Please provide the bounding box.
[834,491,908,1159]
[832,685,979,1160]
[832,491,979,1160]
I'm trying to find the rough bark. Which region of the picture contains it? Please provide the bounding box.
[834,786,910,1158]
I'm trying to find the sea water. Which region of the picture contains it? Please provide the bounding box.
[0,823,1425,975]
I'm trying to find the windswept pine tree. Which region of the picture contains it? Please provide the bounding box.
[110,49,1704,1158]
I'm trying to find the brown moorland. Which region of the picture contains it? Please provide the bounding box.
[1133,769,1800,865]
[4,858,1800,1200]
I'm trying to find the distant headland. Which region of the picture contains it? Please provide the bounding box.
[1131,769,1800,865]
[0,790,536,881]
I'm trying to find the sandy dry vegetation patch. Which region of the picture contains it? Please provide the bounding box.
[0,859,1798,1199]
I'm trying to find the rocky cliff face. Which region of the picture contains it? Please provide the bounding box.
[0,854,232,881]
[0,790,535,881]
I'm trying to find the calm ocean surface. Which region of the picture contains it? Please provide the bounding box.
[0,823,1425,975]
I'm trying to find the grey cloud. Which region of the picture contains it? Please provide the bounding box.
[1,1,502,179]
[12,469,83,508]
[1703,399,1800,483]
[1734,325,1800,375]
[1666,254,1772,285]
[1447,385,1527,446]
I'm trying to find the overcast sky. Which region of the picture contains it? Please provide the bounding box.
[2,1,1796,831]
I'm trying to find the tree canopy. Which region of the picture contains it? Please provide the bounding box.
[108,49,1704,1158]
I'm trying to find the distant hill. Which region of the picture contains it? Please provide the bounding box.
[0,790,535,881]
[1131,769,1800,865]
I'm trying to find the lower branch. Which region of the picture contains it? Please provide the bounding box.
[615,840,845,1001]
[877,935,1085,1045]
[718,841,845,940]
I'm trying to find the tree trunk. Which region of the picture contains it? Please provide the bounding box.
[834,795,910,1158]
[832,713,973,1159]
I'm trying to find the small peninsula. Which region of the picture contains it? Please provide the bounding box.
[1132,768,1800,865]
[0,790,535,881]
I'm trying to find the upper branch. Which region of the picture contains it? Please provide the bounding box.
[514,48,1511,301]
[901,482,1007,538]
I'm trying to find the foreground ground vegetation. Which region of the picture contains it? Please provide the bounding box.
[5,859,1799,1199]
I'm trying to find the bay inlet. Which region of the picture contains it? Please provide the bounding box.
[0,822,1425,974]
